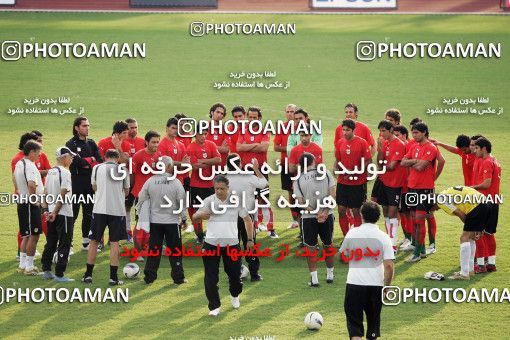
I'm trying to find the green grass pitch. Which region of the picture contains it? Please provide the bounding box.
[0,12,509,339]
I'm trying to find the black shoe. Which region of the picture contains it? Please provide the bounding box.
[144,277,154,284]
[250,274,263,282]
[308,281,320,288]
[174,278,188,285]
[81,276,92,284]
[195,237,204,245]
[98,243,104,252]
[326,278,334,284]
[109,279,124,286]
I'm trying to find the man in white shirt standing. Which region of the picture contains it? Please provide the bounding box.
[82,149,130,285]
[13,140,44,275]
[137,156,188,285]
[340,201,394,340]
[192,175,255,317]
[226,153,267,282]
[41,147,76,282]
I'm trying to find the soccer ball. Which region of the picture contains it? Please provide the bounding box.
[304,312,323,330]
[240,264,249,279]
[52,251,70,264]
[123,263,140,279]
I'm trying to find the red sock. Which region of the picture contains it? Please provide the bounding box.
[415,211,427,248]
[475,237,486,259]
[426,215,436,244]
[291,209,298,220]
[258,209,263,225]
[187,207,202,234]
[484,233,496,257]
[346,210,354,228]
[134,229,150,249]
[339,215,349,236]
[17,232,22,250]
[353,214,362,228]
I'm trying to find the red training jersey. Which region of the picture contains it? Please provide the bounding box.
[380,138,407,188]
[456,149,476,186]
[97,136,131,159]
[405,140,438,190]
[288,142,323,167]
[206,124,229,166]
[273,121,292,163]
[237,130,270,167]
[187,140,221,188]
[334,120,375,148]
[125,136,146,157]
[334,136,371,186]
[472,155,501,200]
[175,135,193,149]
[131,149,163,197]
[158,136,189,184]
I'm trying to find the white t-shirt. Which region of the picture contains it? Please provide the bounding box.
[198,193,249,247]
[45,166,73,217]
[293,169,336,219]
[13,158,44,196]
[339,223,395,286]
[226,173,267,212]
[91,162,129,216]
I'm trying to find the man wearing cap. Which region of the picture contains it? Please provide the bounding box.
[41,147,76,282]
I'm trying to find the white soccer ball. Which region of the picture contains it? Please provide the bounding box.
[240,264,249,279]
[123,263,140,279]
[304,311,323,330]
[52,251,70,264]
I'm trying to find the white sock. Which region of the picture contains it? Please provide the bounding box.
[469,241,476,272]
[385,217,390,235]
[262,207,273,227]
[460,242,470,276]
[389,218,399,246]
[488,255,496,265]
[26,256,34,270]
[19,252,27,269]
[82,237,90,245]
[327,267,334,279]
[477,258,485,266]
[310,271,318,284]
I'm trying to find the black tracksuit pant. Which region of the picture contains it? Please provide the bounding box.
[41,215,74,277]
[202,242,242,311]
[143,223,185,283]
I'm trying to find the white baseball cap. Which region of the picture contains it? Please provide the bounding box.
[55,146,76,158]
